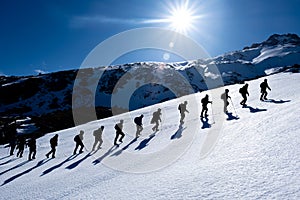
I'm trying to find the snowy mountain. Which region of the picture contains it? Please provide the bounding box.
[0,71,299,199]
[1,33,300,140]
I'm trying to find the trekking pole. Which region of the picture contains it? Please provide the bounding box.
[229,98,238,117]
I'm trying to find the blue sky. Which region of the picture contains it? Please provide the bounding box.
[0,0,300,76]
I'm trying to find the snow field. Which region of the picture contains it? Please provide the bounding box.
[0,72,300,199]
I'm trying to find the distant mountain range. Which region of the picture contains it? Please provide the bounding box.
[1,33,300,143]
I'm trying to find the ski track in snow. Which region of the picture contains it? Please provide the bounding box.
[0,72,300,199]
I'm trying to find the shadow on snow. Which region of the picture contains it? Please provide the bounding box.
[2,159,51,186]
[111,138,138,157]
[243,105,267,113]
[171,125,186,140]
[92,146,118,165]
[65,152,96,170]
[263,99,291,104]
[41,154,79,176]
[135,133,156,151]
[0,155,11,161]
[0,158,19,166]
[225,112,240,120]
[200,117,211,129]
[0,160,30,176]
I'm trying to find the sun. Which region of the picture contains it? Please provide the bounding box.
[169,7,193,33]
[167,1,197,34]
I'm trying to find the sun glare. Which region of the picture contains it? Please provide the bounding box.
[167,1,197,34]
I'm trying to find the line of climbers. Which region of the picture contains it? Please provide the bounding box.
[7,79,271,160]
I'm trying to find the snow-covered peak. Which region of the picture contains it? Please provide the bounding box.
[245,33,300,49]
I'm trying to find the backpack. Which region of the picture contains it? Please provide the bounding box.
[93,130,98,137]
[239,88,243,93]
[50,137,55,145]
[134,117,138,124]
[178,105,181,111]
[221,93,225,100]
[114,124,121,132]
[260,82,264,89]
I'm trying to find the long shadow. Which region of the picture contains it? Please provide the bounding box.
[243,105,267,113]
[263,99,291,104]
[41,154,79,176]
[2,159,51,186]
[225,112,239,121]
[65,152,94,170]
[171,125,186,140]
[111,138,138,157]
[0,160,30,176]
[0,158,18,166]
[135,133,156,151]
[0,155,10,161]
[200,117,211,129]
[93,146,118,165]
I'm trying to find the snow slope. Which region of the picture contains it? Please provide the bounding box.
[1,72,300,199]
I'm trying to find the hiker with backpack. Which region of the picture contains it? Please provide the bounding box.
[92,126,104,151]
[134,115,144,138]
[46,134,58,158]
[239,83,249,106]
[16,136,26,158]
[260,79,271,101]
[9,136,16,156]
[8,121,17,156]
[27,136,37,161]
[221,89,231,113]
[151,108,162,132]
[73,130,84,155]
[114,120,125,145]
[200,94,212,118]
[178,101,189,124]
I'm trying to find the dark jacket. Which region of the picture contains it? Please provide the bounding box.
[134,116,143,126]
[27,138,36,150]
[178,103,187,113]
[17,137,26,150]
[74,135,83,145]
[114,123,123,133]
[93,129,103,140]
[201,96,212,107]
[239,85,249,96]
[260,81,271,92]
[50,136,58,147]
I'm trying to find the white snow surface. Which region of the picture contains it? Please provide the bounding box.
[1,72,300,199]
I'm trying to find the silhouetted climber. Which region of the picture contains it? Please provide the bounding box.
[114,120,125,145]
[73,130,84,155]
[8,121,17,156]
[221,89,231,113]
[239,83,249,106]
[151,108,162,132]
[9,136,16,156]
[16,136,25,158]
[260,79,271,100]
[134,115,144,138]
[92,126,104,151]
[178,101,189,124]
[200,95,212,118]
[27,137,36,161]
[46,134,58,158]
